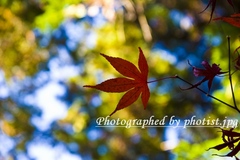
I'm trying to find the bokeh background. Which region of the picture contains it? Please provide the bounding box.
[0,0,240,159]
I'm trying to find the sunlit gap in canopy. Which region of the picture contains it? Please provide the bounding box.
[169,9,193,31]
[87,127,104,141]
[0,134,14,158]
[0,70,9,99]
[152,43,177,65]
[27,141,82,160]
[27,48,80,131]
[151,42,211,72]
[160,120,194,157]
[30,81,67,131]
[160,126,179,151]
[63,3,108,28]
[90,94,102,108]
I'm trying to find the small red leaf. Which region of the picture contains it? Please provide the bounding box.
[182,60,226,92]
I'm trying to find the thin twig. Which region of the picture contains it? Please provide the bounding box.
[175,75,237,111]
[147,74,239,113]
[227,36,239,112]
[147,75,177,83]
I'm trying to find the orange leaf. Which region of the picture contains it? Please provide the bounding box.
[213,13,240,28]
[84,47,150,116]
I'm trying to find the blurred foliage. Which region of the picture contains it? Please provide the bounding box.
[0,7,45,78]
[1,0,240,159]
[34,0,82,30]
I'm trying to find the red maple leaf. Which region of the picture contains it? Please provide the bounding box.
[182,60,226,92]
[201,0,234,21]
[214,13,240,28]
[84,47,150,116]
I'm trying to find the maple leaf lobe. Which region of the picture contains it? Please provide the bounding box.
[110,87,142,116]
[83,78,138,92]
[138,47,149,81]
[141,86,150,109]
[214,13,240,28]
[100,53,141,80]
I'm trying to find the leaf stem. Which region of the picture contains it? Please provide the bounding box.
[147,75,177,83]
[175,75,238,112]
[227,36,239,112]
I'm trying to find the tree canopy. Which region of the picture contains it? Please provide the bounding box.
[0,0,240,159]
